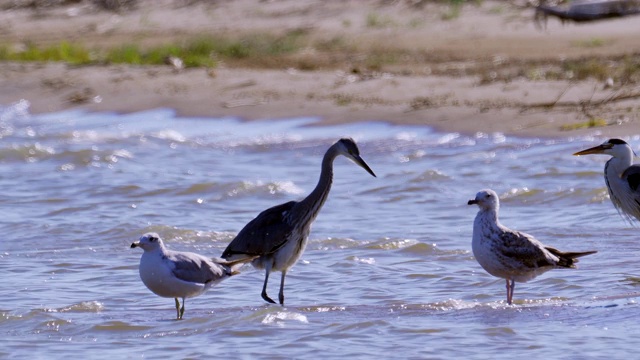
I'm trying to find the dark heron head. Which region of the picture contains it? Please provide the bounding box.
[335,138,376,177]
[573,138,636,158]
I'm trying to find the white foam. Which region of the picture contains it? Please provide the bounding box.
[261,311,309,326]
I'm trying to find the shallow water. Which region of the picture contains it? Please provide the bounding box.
[1,100,639,359]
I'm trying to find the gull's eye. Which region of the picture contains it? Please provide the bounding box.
[149,236,157,242]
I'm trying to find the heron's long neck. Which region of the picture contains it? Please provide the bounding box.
[295,147,337,225]
[607,151,634,176]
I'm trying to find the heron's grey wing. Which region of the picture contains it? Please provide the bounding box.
[221,201,297,258]
[612,165,640,222]
[168,251,227,284]
[497,230,556,269]
[622,165,640,192]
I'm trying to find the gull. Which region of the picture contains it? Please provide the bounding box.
[574,138,640,224]
[222,138,376,305]
[131,233,254,319]
[468,189,597,304]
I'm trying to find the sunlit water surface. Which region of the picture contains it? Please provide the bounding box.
[1,101,639,359]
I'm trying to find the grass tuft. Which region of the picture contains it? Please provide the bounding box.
[560,118,608,131]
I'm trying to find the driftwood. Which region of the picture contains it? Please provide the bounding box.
[535,0,640,28]
[520,84,640,120]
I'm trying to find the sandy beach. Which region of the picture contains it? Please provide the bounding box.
[1,0,640,138]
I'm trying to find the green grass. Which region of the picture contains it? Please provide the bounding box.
[0,41,93,64]
[0,31,306,68]
[560,118,608,131]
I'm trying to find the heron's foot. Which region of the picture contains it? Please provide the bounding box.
[261,290,276,304]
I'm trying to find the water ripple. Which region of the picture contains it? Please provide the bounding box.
[1,104,638,358]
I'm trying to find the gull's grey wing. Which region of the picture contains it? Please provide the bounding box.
[497,230,556,269]
[168,251,227,284]
[221,201,297,258]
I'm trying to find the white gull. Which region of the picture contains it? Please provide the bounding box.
[131,232,254,319]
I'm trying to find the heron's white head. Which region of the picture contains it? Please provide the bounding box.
[334,138,376,177]
[468,189,499,211]
[131,232,164,252]
[573,139,635,159]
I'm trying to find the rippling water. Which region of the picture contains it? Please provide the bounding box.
[1,100,639,358]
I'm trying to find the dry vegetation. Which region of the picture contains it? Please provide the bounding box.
[1,0,639,136]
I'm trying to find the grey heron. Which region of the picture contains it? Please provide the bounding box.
[468,189,597,305]
[574,138,640,224]
[221,138,376,305]
[131,233,254,319]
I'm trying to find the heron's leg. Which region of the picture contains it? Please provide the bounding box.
[278,270,287,305]
[174,298,181,319]
[261,267,276,304]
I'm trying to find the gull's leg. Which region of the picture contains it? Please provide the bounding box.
[510,280,516,305]
[505,280,510,304]
[179,297,185,320]
[261,264,276,304]
[174,298,181,319]
[506,279,515,305]
[278,270,287,305]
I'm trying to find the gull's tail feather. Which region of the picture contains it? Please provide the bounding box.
[546,247,598,268]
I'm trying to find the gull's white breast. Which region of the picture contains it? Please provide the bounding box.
[139,252,207,299]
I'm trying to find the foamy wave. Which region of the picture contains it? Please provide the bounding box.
[261,311,309,326]
[152,129,187,142]
[349,256,376,265]
[364,238,420,250]
[225,180,303,198]
[0,99,31,122]
[44,301,104,313]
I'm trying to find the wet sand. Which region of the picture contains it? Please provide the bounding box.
[1,0,639,138]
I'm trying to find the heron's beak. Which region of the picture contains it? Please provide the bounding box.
[573,144,610,156]
[467,199,478,205]
[354,155,376,177]
[131,242,140,248]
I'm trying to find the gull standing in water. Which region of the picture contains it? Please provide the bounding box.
[468,189,597,304]
[131,233,255,319]
[222,138,376,305]
[574,139,640,223]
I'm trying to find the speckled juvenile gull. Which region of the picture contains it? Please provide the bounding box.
[131,233,254,319]
[468,189,597,305]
